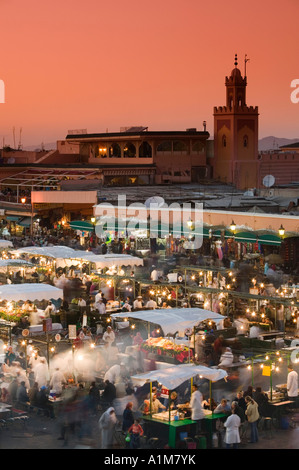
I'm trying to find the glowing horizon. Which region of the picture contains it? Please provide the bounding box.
[0,0,298,148]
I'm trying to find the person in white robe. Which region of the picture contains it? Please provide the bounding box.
[34,358,49,389]
[49,367,66,395]
[98,407,118,448]
[224,408,241,448]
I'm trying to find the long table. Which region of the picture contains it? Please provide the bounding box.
[142,415,197,448]
[142,411,228,448]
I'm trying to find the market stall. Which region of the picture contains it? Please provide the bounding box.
[111,308,226,367]
[0,283,64,343]
[55,252,144,273]
[111,307,225,337]
[130,363,227,447]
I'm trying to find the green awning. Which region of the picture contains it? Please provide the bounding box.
[6,216,21,222]
[213,229,233,239]
[18,217,31,227]
[234,231,258,243]
[69,220,94,232]
[258,234,281,246]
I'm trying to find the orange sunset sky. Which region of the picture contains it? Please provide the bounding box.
[0,0,298,148]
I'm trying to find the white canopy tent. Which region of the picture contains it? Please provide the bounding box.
[11,246,78,259]
[0,240,13,249]
[131,363,227,390]
[0,283,63,302]
[0,259,36,274]
[75,253,144,268]
[0,259,35,268]
[111,307,225,336]
[55,252,144,270]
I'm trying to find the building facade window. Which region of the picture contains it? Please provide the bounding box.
[124,143,136,158]
[139,141,152,158]
[109,143,121,158]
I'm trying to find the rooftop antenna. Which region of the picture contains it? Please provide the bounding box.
[244,54,250,77]
[18,127,22,150]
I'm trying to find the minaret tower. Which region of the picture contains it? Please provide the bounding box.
[213,54,259,189]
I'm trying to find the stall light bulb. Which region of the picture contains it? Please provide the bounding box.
[247,365,251,370]
[260,364,264,369]
[265,355,269,360]
[90,343,95,349]
[275,367,279,372]
[78,355,83,361]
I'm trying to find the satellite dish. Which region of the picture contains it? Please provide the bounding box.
[7,157,15,164]
[263,175,275,188]
[145,196,165,208]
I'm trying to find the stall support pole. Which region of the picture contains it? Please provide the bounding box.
[169,390,172,423]
[149,382,153,416]
[270,360,273,401]
[209,380,212,411]
[46,332,50,369]
[251,358,254,387]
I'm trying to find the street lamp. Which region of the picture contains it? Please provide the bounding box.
[187,218,194,230]
[91,217,96,248]
[230,220,236,233]
[21,197,26,204]
[278,225,285,237]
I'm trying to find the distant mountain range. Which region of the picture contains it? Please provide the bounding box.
[22,136,299,152]
[258,136,299,151]
[23,142,57,151]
